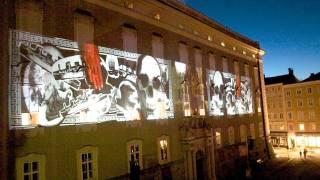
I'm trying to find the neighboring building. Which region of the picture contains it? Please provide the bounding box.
[1,0,268,179]
[265,69,320,148]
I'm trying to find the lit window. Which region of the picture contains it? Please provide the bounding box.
[228,126,235,145]
[299,123,304,131]
[77,146,98,180]
[280,124,285,131]
[16,154,45,180]
[240,125,247,142]
[215,128,222,148]
[158,136,170,164]
[127,140,143,172]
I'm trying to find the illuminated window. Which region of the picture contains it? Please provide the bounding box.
[299,123,305,131]
[158,136,170,164]
[152,33,164,58]
[77,146,98,180]
[15,1,43,34]
[228,126,235,145]
[297,99,303,107]
[16,154,45,180]
[280,124,285,131]
[215,128,222,148]
[222,56,228,72]
[250,123,255,139]
[240,125,247,142]
[122,25,137,52]
[74,11,94,45]
[127,140,143,172]
[296,89,302,95]
[258,122,264,137]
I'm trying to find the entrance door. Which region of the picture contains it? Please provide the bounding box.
[196,150,205,180]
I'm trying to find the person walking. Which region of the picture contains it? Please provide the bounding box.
[303,148,307,159]
[299,150,302,159]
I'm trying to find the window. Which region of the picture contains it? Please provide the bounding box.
[308,99,314,107]
[287,101,292,108]
[240,125,247,142]
[307,87,312,94]
[298,111,304,120]
[158,136,170,164]
[287,112,292,120]
[228,126,235,145]
[74,12,94,45]
[208,53,216,70]
[296,89,302,95]
[288,123,294,131]
[152,33,164,58]
[16,1,43,34]
[286,90,291,97]
[215,128,222,148]
[254,67,259,87]
[309,111,315,120]
[122,25,137,52]
[127,140,143,172]
[280,113,283,119]
[297,99,303,107]
[16,154,45,180]
[299,123,305,131]
[250,123,256,139]
[311,123,316,131]
[258,122,264,137]
[280,124,285,131]
[222,56,228,72]
[77,146,98,180]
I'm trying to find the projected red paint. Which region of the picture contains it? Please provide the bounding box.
[82,44,104,90]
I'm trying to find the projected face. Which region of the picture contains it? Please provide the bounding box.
[137,56,162,116]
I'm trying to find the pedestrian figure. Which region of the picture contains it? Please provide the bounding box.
[303,148,307,159]
[299,150,302,159]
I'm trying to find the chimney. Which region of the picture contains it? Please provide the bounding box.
[288,68,293,75]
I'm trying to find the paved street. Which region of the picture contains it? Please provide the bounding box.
[253,148,320,180]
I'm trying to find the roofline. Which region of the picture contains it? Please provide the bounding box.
[157,0,260,48]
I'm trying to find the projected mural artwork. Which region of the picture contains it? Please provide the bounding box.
[9,30,173,128]
[207,70,253,116]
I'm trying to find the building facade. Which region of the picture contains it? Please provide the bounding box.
[1,0,268,179]
[266,69,320,148]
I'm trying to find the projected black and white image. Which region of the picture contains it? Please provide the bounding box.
[9,30,173,128]
[207,70,253,116]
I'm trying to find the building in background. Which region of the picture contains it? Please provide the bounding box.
[265,69,320,148]
[1,0,268,179]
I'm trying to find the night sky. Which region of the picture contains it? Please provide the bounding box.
[185,0,320,80]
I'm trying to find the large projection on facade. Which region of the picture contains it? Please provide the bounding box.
[9,30,173,128]
[207,70,253,116]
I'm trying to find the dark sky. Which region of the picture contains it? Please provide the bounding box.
[185,0,320,80]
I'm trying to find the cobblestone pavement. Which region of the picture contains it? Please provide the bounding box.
[252,148,320,180]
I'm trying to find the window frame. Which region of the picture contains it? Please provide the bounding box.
[16,153,46,180]
[127,139,143,173]
[76,146,98,180]
[157,135,170,165]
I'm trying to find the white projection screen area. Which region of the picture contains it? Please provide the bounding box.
[9,30,173,128]
[207,70,253,116]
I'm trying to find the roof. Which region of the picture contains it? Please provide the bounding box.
[157,0,260,48]
[302,72,320,82]
[264,68,299,85]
